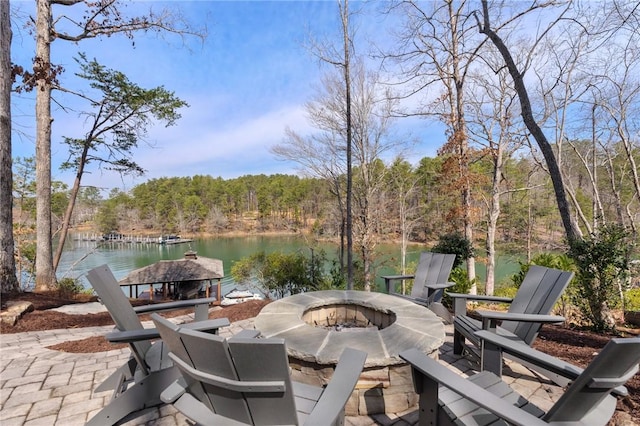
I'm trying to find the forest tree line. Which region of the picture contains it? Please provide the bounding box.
[14,136,638,261]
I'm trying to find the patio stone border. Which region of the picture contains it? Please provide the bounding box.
[254,290,445,366]
[253,290,446,416]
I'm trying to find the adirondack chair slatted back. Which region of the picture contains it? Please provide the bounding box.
[179,328,267,423]
[150,314,212,409]
[544,337,640,423]
[227,338,298,424]
[410,252,456,299]
[86,264,152,356]
[502,266,573,344]
[152,312,300,425]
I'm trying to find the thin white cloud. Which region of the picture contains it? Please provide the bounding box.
[142,102,310,176]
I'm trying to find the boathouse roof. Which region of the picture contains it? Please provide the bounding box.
[118,254,224,285]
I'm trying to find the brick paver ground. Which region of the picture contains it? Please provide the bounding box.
[1,313,562,425]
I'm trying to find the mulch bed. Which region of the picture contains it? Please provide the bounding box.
[1,291,638,423]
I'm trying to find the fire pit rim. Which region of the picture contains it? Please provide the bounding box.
[253,290,446,367]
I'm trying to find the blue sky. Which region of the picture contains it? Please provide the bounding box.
[11,1,444,194]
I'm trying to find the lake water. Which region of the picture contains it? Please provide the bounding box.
[54,234,523,296]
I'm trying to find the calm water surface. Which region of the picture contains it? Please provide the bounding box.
[54,234,522,296]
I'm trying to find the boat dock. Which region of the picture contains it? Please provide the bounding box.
[75,233,194,245]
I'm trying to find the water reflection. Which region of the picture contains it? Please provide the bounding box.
[55,235,346,295]
[50,234,521,296]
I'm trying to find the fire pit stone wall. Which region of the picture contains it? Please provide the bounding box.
[253,290,446,416]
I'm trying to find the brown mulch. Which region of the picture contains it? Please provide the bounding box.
[1,291,638,423]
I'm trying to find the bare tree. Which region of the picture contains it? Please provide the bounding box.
[477,1,640,242]
[350,64,402,291]
[340,0,355,290]
[0,0,19,292]
[22,0,204,290]
[285,0,356,288]
[528,4,612,236]
[387,157,423,293]
[33,0,56,290]
[475,0,581,243]
[11,157,36,289]
[274,62,403,291]
[385,0,485,292]
[466,59,528,295]
[274,126,348,269]
[589,47,640,233]
[51,55,187,270]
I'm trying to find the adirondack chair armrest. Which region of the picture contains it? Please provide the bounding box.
[228,329,261,339]
[382,274,415,293]
[305,348,367,425]
[180,318,231,333]
[160,378,188,404]
[133,297,219,314]
[387,292,430,306]
[476,310,565,330]
[105,318,230,343]
[106,328,162,343]
[399,348,548,426]
[394,283,455,307]
[425,282,455,291]
[447,293,514,303]
[382,274,415,281]
[133,297,219,321]
[448,293,513,316]
[474,330,628,397]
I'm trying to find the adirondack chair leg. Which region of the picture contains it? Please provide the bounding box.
[429,302,453,324]
[95,357,137,394]
[384,277,393,294]
[453,329,465,355]
[411,367,439,426]
[87,366,181,426]
[480,339,503,377]
[454,297,467,316]
[194,302,209,321]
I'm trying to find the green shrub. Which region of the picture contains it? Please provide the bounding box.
[57,278,85,299]
[442,267,475,308]
[625,288,640,311]
[511,253,575,288]
[231,249,338,299]
[432,233,473,269]
[568,223,635,331]
[494,285,518,299]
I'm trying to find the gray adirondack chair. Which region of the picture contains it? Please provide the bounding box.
[383,252,456,319]
[400,336,640,426]
[450,265,573,358]
[151,313,367,425]
[85,264,230,426]
[474,330,628,397]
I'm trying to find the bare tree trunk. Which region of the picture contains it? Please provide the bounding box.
[0,0,19,292]
[341,0,354,290]
[526,197,532,263]
[485,144,503,296]
[35,0,57,291]
[591,106,602,229]
[615,125,640,228]
[449,2,476,292]
[478,0,581,244]
[53,143,89,270]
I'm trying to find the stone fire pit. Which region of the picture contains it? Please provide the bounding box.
[253,290,445,416]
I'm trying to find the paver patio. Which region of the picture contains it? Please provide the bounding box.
[0,311,563,425]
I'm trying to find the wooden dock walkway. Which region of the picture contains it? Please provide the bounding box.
[75,233,193,245]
